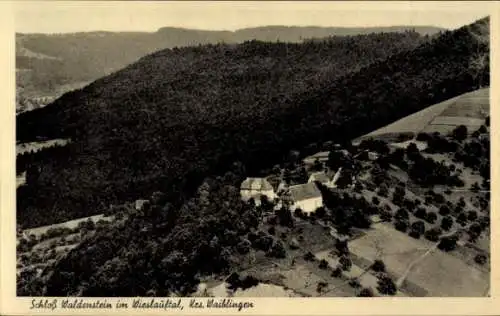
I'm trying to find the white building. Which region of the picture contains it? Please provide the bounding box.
[240,177,276,205]
[287,182,323,214]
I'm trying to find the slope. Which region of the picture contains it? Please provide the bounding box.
[16,25,444,112]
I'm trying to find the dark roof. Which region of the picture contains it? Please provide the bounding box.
[240,177,273,191]
[288,183,322,202]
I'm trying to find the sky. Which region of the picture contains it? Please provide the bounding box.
[14,1,493,34]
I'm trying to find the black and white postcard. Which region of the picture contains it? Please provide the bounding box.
[1,1,498,315]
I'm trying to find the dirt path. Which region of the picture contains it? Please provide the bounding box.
[395,230,458,288]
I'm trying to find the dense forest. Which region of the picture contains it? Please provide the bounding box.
[16,17,489,297]
[16,19,488,228]
[17,30,439,228]
[16,25,443,96]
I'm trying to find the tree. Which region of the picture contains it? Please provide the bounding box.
[467,210,478,221]
[331,266,342,278]
[312,158,323,172]
[294,208,304,218]
[395,208,409,221]
[425,212,437,224]
[276,207,294,227]
[304,251,315,262]
[424,227,442,242]
[315,207,326,219]
[316,281,328,293]
[439,205,451,216]
[457,213,468,226]
[339,255,352,271]
[377,275,397,295]
[318,259,329,270]
[441,216,453,231]
[349,278,361,289]
[406,142,420,160]
[236,239,252,254]
[474,254,487,265]
[377,184,389,197]
[380,210,392,222]
[267,241,287,258]
[394,220,408,233]
[335,239,349,256]
[438,236,458,252]
[371,259,386,273]
[372,196,380,206]
[415,207,427,219]
[150,191,167,206]
[411,221,426,235]
[452,125,468,141]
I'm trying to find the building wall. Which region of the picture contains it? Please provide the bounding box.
[292,197,323,214]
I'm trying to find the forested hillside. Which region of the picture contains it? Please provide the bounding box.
[17,31,434,228]
[16,25,443,105]
[16,17,489,297]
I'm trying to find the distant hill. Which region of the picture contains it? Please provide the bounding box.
[16,25,444,112]
[15,18,487,229]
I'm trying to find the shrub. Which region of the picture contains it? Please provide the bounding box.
[331,267,343,278]
[316,281,328,293]
[357,287,375,297]
[349,278,361,288]
[372,196,380,206]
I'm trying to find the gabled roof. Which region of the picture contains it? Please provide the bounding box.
[309,172,330,183]
[288,182,322,202]
[240,177,273,191]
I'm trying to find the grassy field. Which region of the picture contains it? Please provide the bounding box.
[16,138,69,155]
[348,222,488,296]
[23,214,110,239]
[407,246,489,296]
[355,87,489,142]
